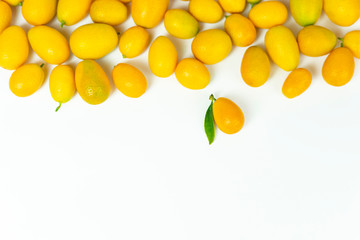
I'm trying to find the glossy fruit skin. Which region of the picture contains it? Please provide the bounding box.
[131,0,169,28]
[324,0,360,27]
[112,63,147,98]
[282,68,312,99]
[297,25,337,57]
[70,23,118,60]
[9,64,45,97]
[0,1,12,34]
[0,26,29,70]
[189,0,223,23]
[57,0,93,26]
[49,65,76,104]
[224,14,256,47]
[22,0,57,25]
[249,1,288,29]
[322,47,355,87]
[75,60,111,105]
[175,58,210,90]
[218,0,246,13]
[343,31,360,59]
[265,26,299,72]
[241,46,270,87]
[148,36,177,78]
[90,0,127,26]
[3,0,22,6]
[28,26,70,65]
[247,0,260,4]
[192,29,232,65]
[119,26,149,58]
[164,9,199,39]
[213,97,245,134]
[290,0,322,26]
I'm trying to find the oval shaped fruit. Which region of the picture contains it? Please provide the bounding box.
[75,60,111,105]
[9,63,45,97]
[57,0,93,27]
[22,0,57,25]
[119,26,149,58]
[282,68,312,99]
[224,14,256,47]
[343,30,360,59]
[324,0,360,27]
[3,0,23,6]
[70,23,118,60]
[131,0,169,28]
[0,1,12,34]
[148,36,177,78]
[175,58,210,90]
[241,46,270,87]
[112,63,147,98]
[213,97,245,134]
[249,1,288,29]
[322,47,355,87]
[265,26,299,72]
[164,9,199,39]
[28,26,70,65]
[297,25,337,57]
[90,0,127,26]
[290,0,322,26]
[49,65,76,111]
[192,29,232,65]
[0,26,29,70]
[189,0,223,23]
[218,0,246,13]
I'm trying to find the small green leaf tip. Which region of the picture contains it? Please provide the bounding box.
[122,54,126,59]
[209,94,216,102]
[60,20,65,28]
[225,15,229,18]
[338,37,344,47]
[40,63,45,68]
[204,94,216,145]
[55,103,62,112]
[18,1,23,6]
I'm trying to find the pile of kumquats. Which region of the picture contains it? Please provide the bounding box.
[0,0,359,144]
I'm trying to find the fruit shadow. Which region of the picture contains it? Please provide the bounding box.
[329,26,346,45]
[284,21,302,37]
[267,58,281,84]
[18,23,39,73]
[10,5,21,26]
[168,0,183,9]
[204,64,217,87]
[166,34,188,61]
[303,62,320,82]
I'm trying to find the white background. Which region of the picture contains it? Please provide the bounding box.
[1,0,360,239]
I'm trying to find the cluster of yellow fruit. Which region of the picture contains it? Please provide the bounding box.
[0,0,359,144]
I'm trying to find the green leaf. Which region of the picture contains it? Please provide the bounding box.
[204,101,215,145]
[55,103,62,112]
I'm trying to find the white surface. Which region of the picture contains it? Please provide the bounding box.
[1,1,360,240]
